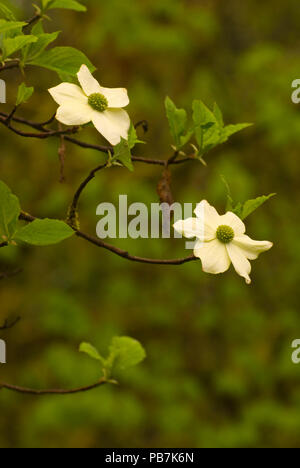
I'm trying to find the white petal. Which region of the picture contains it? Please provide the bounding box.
[100,86,129,108]
[92,109,130,145]
[77,64,101,96]
[194,200,221,232]
[219,212,246,235]
[233,235,273,260]
[173,218,215,240]
[194,239,231,274]
[48,83,87,106]
[56,102,94,126]
[226,243,251,284]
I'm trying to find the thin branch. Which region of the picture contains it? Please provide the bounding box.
[5,106,18,125]
[0,112,195,166]
[0,268,22,281]
[0,378,107,395]
[134,120,149,133]
[0,62,19,73]
[65,135,112,154]
[69,164,106,216]
[23,14,41,32]
[0,112,52,131]
[75,230,197,265]
[0,115,79,139]
[19,211,197,266]
[0,316,21,331]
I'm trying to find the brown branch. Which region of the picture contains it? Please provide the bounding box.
[0,316,21,331]
[0,112,54,131]
[75,230,197,265]
[0,378,107,395]
[134,120,149,133]
[19,210,197,266]
[0,62,19,73]
[0,115,79,139]
[23,14,41,32]
[0,112,195,166]
[69,164,106,216]
[0,268,22,281]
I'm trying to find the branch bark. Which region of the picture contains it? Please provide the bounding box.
[0,378,107,395]
[0,112,196,166]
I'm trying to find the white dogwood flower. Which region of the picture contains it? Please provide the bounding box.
[174,200,273,284]
[48,65,130,145]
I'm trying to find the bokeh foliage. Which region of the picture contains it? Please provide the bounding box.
[0,0,300,448]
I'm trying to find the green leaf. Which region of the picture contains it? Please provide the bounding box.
[192,99,217,153]
[0,19,26,34]
[231,202,243,218]
[2,35,37,58]
[42,0,86,12]
[16,83,34,106]
[220,174,234,212]
[113,138,134,171]
[220,123,252,143]
[0,181,20,240]
[213,102,224,127]
[79,342,106,365]
[14,219,74,246]
[23,28,60,62]
[127,123,145,150]
[240,194,276,220]
[165,96,191,149]
[108,337,146,374]
[0,4,16,21]
[27,46,95,77]
[192,100,252,158]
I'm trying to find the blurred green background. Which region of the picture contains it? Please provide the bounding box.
[0,0,300,448]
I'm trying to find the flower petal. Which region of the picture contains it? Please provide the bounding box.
[56,102,94,126]
[77,64,101,96]
[219,212,246,235]
[233,235,273,259]
[194,200,221,232]
[48,83,87,106]
[92,109,130,145]
[100,86,129,108]
[194,239,231,274]
[173,218,215,240]
[226,243,251,284]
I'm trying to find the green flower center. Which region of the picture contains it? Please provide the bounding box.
[216,225,234,244]
[88,93,108,112]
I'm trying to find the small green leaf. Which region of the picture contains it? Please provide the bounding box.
[79,342,106,365]
[127,123,145,150]
[221,123,252,142]
[213,102,224,126]
[240,194,276,220]
[0,4,16,21]
[23,26,60,62]
[16,83,34,106]
[192,100,252,158]
[15,219,74,245]
[165,96,191,149]
[0,20,26,34]
[42,0,86,12]
[27,46,95,77]
[220,174,234,212]
[113,138,134,171]
[231,202,243,218]
[108,336,146,374]
[3,35,37,58]
[0,181,20,240]
[192,99,217,153]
